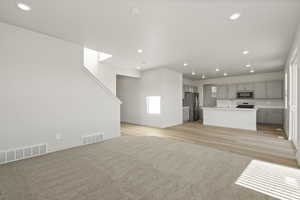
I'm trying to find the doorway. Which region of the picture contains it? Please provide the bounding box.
[289,49,298,148]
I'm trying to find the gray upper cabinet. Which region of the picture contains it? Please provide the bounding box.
[254,82,267,99]
[214,80,283,100]
[266,80,283,99]
[183,85,198,93]
[217,85,228,99]
[228,84,237,99]
[237,84,245,91]
[237,83,254,91]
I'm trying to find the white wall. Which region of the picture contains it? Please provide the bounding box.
[284,25,300,160]
[0,22,121,153]
[162,69,183,127]
[117,68,183,128]
[94,63,117,95]
[116,68,141,78]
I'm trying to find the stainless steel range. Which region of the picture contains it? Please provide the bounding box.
[236,102,255,109]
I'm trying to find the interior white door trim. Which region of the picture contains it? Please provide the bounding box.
[289,48,298,149]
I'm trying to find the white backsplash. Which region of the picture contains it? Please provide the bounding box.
[217,100,234,108]
[217,99,284,108]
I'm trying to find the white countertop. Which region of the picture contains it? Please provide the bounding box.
[255,105,285,109]
[202,105,284,111]
[202,107,257,112]
[216,99,285,110]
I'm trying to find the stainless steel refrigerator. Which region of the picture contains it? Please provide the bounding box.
[183,92,200,121]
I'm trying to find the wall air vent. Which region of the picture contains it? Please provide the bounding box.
[82,133,103,145]
[0,144,47,165]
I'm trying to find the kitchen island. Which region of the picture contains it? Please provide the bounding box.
[202,107,257,131]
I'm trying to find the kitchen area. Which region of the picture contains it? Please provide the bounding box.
[183,76,285,133]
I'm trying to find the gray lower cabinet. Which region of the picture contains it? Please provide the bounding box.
[257,108,283,125]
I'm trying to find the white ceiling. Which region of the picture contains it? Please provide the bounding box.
[0,0,300,79]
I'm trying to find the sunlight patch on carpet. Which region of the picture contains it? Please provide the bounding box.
[236,160,300,200]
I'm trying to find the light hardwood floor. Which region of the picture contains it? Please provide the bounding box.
[121,122,298,168]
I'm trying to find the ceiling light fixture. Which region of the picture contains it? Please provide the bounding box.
[17,2,31,11]
[246,64,251,68]
[229,13,240,20]
[184,63,188,66]
[202,75,206,79]
[136,66,141,70]
[137,49,143,53]
[243,50,249,55]
[250,69,255,73]
[192,72,196,76]
[216,68,220,72]
[224,73,228,76]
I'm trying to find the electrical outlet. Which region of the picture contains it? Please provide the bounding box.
[56,133,61,140]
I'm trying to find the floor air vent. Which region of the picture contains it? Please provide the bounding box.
[82,133,103,145]
[0,144,47,165]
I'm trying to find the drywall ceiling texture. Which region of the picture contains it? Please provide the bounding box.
[0,22,120,152]
[117,68,183,128]
[0,0,299,79]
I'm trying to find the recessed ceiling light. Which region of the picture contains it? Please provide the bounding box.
[229,13,240,20]
[216,68,220,72]
[250,69,255,73]
[246,64,251,68]
[137,49,143,53]
[136,66,141,70]
[17,2,31,11]
[224,73,228,76]
[184,63,188,66]
[243,50,249,55]
[202,75,206,79]
[192,72,196,75]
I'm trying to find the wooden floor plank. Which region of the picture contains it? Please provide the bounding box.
[121,122,298,168]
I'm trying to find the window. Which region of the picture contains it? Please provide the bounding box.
[146,96,161,114]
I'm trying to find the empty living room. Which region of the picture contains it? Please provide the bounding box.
[1,0,300,200]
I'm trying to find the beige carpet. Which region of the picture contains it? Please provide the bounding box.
[0,136,277,200]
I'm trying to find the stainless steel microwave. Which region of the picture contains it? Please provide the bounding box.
[237,91,254,99]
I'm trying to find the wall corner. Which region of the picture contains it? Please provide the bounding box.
[296,150,300,167]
